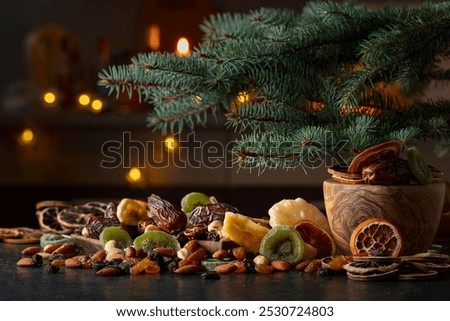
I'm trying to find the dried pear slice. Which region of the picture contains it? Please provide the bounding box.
[222,212,270,254]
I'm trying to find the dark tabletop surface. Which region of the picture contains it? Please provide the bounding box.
[1,243,450,301]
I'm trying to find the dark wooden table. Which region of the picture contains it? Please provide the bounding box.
[1,242,450,301]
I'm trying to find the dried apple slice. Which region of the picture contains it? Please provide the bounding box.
[347,140,402,174]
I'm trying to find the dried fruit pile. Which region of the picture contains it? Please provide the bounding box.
[4,190,449,282]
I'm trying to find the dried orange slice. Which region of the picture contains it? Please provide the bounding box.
[293,220,336,258]
[349,217,404,257]
[347,140,402,174]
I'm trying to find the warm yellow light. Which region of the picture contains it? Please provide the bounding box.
[176,37,190,56]
[237,91,250,103]
[19,128,35,145]
[78,94,91,106]
[147,24,161,51]
[43,91,56,105]
[126,167,143,183]
[164,136,178,151]
[91,99,103,113]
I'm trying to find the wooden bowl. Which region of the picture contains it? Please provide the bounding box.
[323,179,446,255]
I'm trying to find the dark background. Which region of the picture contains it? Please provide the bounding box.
[0,0,447,227]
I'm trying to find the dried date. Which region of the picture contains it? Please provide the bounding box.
[188,203,238,227]
[148,194,187,234]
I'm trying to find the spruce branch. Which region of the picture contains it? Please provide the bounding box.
[99,0,450,172]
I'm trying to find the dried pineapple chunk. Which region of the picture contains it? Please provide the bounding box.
[222,212,270,254]
[268,198,331,234]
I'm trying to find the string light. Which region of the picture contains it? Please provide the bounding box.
[147,24,161,51]
[176,37,190,56]
[237,91,251,103]
[91,99,103,113]
[42,90,57,107]
[78,93,91,109]
[126,167,143,183]
[164,136,178,151]
[18,128,35,145]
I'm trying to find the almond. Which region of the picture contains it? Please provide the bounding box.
[96,267,123,276]
[16,257,35,267]
[21,246,42,256]
[54,243,79,258]
[65,257,83,268]
[295,260,312,271]
[215,262,238,274]
[187,248,207,263]
[90,250,107,263]
[44,243,63,254]
[124,246,137,258]
[154,247,176,257]
[232,247,246,261]
[178,259,200,268]
[174,264,199,275]
[271,260,291,271]
[183,239,199,252]
[212,249,229,260]
[255,263,274,274]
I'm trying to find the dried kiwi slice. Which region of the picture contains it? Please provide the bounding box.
[259,226,304,264]
[133,230,181,253]
[181,192,211,214]
[407,146,433,185]
[99,226,133,249]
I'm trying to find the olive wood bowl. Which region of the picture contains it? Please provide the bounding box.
[323,179,446,255]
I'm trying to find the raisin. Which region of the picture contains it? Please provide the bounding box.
[32,253,43,266]
[92,261,107,272]
[45,264,60,274]
[201,271,221,280]
[318,267,333,277]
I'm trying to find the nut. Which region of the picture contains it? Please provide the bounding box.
[154,247,176,257]
[96,267,123,276]
[178,259,200,268]
[187,248,207,263]
[90,250,107,263]
[271,260,291,271]
[144,224,160,232]
[295,260,311,271]
[53,243,79,258]
[212,249,229,260]
[44,243,63,254]
[253,255,270,266]
[255,264,274,274]
[106,252,125,262]
[104,240,119,253]
[174,264,199,275]
[177,248,190,260]
[231,247,246,261]
[183,240,199,252]
[124,246,136,258]
[37,252,51,260]
[215,262,238,274]
[65,257,83,268]
[16,257,35,267]
[21,246,41,256]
